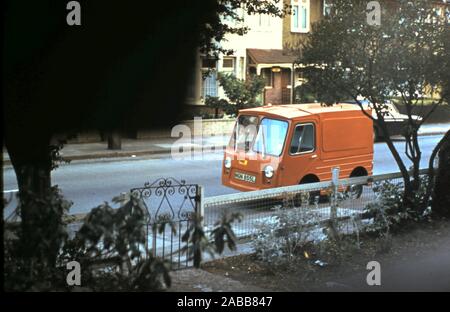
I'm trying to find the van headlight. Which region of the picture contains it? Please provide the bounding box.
[264,165,274,178]
[224,156,232,169]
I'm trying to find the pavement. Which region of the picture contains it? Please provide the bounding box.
[171,220,450,292]
[2,135,230,166]
[418,123,450,136]
[2,123,449,166]
[169,267,269,292]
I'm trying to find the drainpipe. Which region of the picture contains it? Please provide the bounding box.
[291,62,295,104]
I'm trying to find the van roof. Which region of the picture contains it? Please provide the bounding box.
[239,103,367,119]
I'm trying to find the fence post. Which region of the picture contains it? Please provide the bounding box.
[331,167,340,220]
[196,185,205,226]
[193,185,204,268]
[152,226,157,258]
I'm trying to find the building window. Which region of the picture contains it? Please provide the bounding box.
[202,71,218,98]
[259,14,271,27]
[201,56,218,99]
[222,57,235,70]
[291,0,310,33]
[261,68,273,87]
[323,0,333,17]
[202,57,217,69]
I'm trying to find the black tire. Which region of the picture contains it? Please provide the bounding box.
[346,184,363,199]
[293,181,321,207]
[346,171,367,199]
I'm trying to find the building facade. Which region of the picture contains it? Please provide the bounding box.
[186,5,284,108]
[186,0,330,110]
[187,0,450,112]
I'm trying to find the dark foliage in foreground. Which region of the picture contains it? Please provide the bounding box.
[4,190,241,291]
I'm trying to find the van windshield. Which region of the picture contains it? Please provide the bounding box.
[253,118,288,156]
[230,115,259,152]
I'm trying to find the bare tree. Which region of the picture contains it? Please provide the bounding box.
[298,0,449,212]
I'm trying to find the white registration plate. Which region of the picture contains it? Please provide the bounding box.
[234,172,256,184]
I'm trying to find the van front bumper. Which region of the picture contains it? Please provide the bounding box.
[221,175,276,192]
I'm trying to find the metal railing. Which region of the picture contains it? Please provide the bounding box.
[202,169,429,240]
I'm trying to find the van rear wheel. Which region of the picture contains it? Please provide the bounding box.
[346,171,367,199]
[346,184,363,199]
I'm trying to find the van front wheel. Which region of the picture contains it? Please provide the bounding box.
[293,191,320,207]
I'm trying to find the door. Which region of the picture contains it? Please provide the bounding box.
[281,121,319,185]
[281,68,292,104]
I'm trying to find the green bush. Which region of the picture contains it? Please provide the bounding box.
[363,177,431,235]
[206,73,265,117]
[4,188,243,291]
[252,198,322,268]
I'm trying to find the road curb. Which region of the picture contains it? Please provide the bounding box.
[2,145,228,166]
[417,131,449,136]
[2,149,171,166]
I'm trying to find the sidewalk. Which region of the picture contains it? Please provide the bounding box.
[169,267,268,292]
[3,123,449,165]
[418,123,450,136]
[170,219,450,292]
[169,241,268,292]
[2,135,230,165]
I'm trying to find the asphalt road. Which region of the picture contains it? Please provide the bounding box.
[2,135,444,217]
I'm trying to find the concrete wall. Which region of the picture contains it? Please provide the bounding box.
[137,118,236,139]
[67,131,102,143]
[67,118,236,143]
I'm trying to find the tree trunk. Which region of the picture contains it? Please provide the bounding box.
[432,131,450,217]
[404,97,422,194]
[107,130,122,150]
[6,135,52,199]
[376,119,414,209]
[422,130,450,214]
[5,134,53,260]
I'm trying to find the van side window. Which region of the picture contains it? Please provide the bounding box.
[290,123,315,154]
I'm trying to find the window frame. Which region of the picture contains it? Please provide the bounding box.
[261,68,274,88]
[201,69,218,99]
[222,57,236,71]
[445,6,450,24]
[230,114,260,152]
[252,117,289,157]
[291,0,311,33]
[289,122,316,156]
[323,0,333,17]
[201,56,217,69]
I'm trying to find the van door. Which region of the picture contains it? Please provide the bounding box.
[281,122,319,185]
